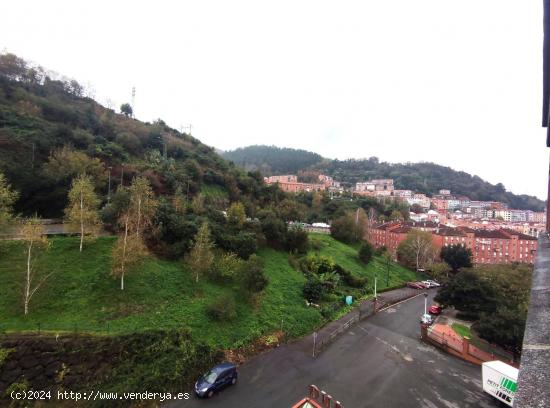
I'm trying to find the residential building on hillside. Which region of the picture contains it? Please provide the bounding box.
[265,175,298,183]
[355,179,394,193]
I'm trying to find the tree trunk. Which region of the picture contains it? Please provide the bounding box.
[136,197,142,238]
[24,240,33,315]
[121,215,129,290]
[79,189,84,252]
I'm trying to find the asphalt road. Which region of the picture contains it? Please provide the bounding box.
[171,291,500,408]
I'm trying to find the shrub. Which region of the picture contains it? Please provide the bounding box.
[302,279,324,302]
[206,295,237,321]
[284,227,309,254]
[358,242,374,264]
[299,254,336,275]
[209,252,243,283]
[240,254,268,294]
[335,265,368,288]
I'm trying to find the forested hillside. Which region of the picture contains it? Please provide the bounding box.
[222,145,325,175]
[223,145,545,211]
[0,54,269,218]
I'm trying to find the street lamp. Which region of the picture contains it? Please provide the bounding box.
[374,274,378,299]
[424,292,428,315]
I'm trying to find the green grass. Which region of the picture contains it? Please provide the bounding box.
[0,237,322,348]
[0,234,419,349]
[452,323,472,338]
[308,234,422,291]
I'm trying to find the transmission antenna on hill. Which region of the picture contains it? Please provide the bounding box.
[131,86,136,117]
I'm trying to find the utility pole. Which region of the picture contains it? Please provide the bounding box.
[374,275,378,299]
[131,87,136,118]
[424,293,428,315]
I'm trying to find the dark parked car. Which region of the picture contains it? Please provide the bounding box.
[194,362,238,398]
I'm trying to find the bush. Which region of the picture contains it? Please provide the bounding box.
[208,252,243,283]
[240,254,268,294]
[284,227,309,254]
[302,279,324,302]
[206,295,237,321]
[335,264,368,288]
[320,302,342,319]
[358,242,374,264]
[299,254,336,275]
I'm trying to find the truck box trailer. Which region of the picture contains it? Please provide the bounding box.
[481,361,518,407]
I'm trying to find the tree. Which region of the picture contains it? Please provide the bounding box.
[389,209,404,221]
[0,172,18,232]
[187,221,215,283]
[397,230,436,271]
[111,211,146,290]
[434,270,496,319]
[20,217,50,315]
[65,174,101,252]
[284,226,309,254]
[358,241,374,264]
[383,249,392,286]
[120,103,133,117]
[330,209,367,244]
[128,176,158,239]
[440,244,473,272]
[240,254,268,294]
[227,201,246,228]
[43,147,107,186]
[172,186,187,214]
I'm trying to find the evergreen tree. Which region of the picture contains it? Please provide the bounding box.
[0,172,18,232]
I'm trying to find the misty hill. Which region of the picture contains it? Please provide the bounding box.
[222,145,545,212]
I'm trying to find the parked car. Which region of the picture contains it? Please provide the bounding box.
[194,362,238,398]
[424,280,441,287]
[407,282,424,289]
[420,313,434,324]
[415,281,429,289]
[428,305,442,315]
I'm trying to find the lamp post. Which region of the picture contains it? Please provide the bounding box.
[424,292,428,315]
[107,166,112,204]
[374,274,378,299]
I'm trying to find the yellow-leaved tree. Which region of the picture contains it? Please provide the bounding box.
[65,174,101,252]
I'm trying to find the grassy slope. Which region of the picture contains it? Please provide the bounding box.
[309,234,421,291]
[0,237,321,348]
[0,235,419,348]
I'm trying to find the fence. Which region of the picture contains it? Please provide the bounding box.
[313,287,422,356]
[423,324,517,367]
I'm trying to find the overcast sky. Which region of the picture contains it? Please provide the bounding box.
[1,1,547,199]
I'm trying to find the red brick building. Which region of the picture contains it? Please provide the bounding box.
[370,222,538,265]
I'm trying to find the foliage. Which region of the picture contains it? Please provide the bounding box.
[64,174,101,252]
[120,103,133,117]
[330,209,367,244]
[358,241,374,264]
[397,230,437,271]
[302,279,324,303]
[206,294,237,321]
[0,172,18,231]
[240,254,268,294]
[111,213,147,290]
[300,254,336,275]
[226,201,246,228]
[434,270,496,319]
[440,244,473,272]
[221,145,324,175]
[127,176,158,238]
[284,226,309,254]
[186,221,215,282]
[209,252,242,283]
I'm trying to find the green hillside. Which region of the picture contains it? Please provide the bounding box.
[0,236,419,348]
[222,145,545,211]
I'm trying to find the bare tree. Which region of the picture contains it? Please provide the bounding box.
[111,211,146,290]
[20,217,50,315]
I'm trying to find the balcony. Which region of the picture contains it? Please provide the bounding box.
[514,235,550,407]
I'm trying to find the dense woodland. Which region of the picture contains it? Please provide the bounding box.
[222,145,545,211]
